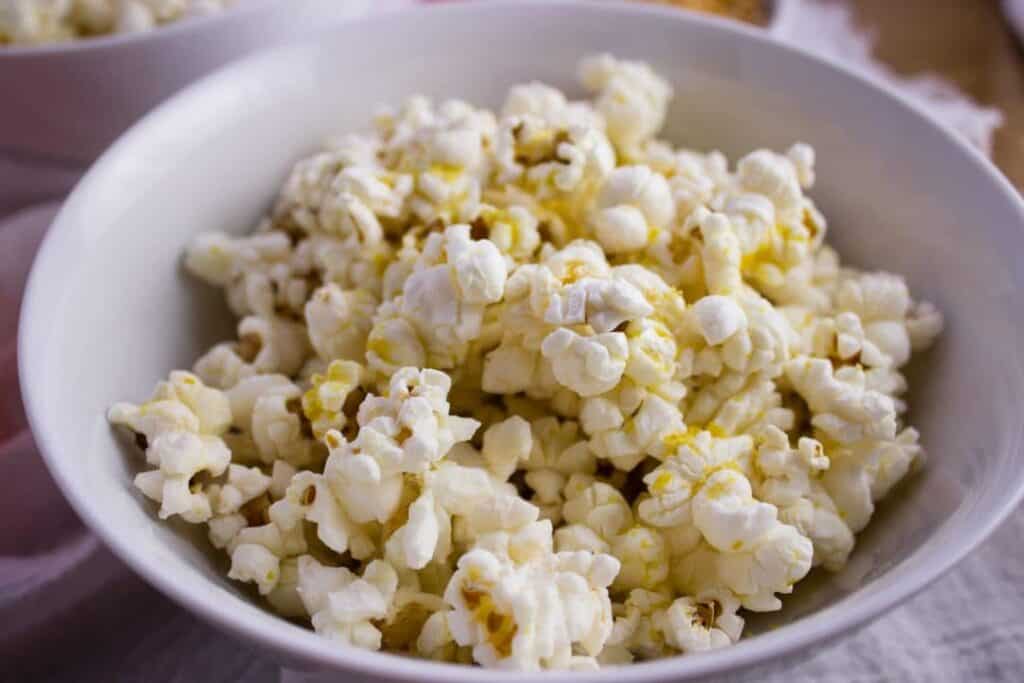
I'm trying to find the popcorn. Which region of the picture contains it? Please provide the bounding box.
[443,524,619,670]
[267,557,306,618]
[366,300,428,377]
[502,82,601,131]
[637,430,755,530]
[305,284,378,363]
[1,0,234,45]
[111,54,941,671]
[691,295,747,346]
[689,207,743,296]
[133,431,231,522]
[298,557,399,650]
[690,469,778,554]
[579,53,672,158]
[661,591,744,653]
[399,225,508,367]
[603,586,745,660]
[109,371,230,439]
[301,359,363,439]
[269,470,371,558]
[714,524,814,611]
[546,275,653,334]
[591,166,674,253]
[784,357,898,444]
[541,328,629,397]
[251,389,318,467]
[208,513,246,549]
[228,543,281,595]
[235,315,310,378]
[611,525,670,592]
[602,588,673,660]
[585,385,684,470]
[563,477,634,542]
[836,272,942,366]
[320,366,479,539]
[269,460,297,499]
[210,464,271,515]
[482,416,533,481]
[821,426,924,534]
[520,419,596,520]
[473,205,542,263]
[735,147,807,221]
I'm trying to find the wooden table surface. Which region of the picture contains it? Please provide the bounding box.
[853,0,1024,191]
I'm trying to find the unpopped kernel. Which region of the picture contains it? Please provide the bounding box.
[109,55,942,670]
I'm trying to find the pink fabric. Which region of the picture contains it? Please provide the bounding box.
[0,203,277,681]
[0,204,113,658]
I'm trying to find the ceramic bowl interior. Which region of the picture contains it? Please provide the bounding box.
[19,2,1024,681]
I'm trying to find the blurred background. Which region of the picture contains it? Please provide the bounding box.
[2,1,1022,682]
[819,0,1022,188]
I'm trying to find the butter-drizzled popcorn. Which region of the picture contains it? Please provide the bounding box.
[111,55,942,670]
[579,54,673,159]
[444,522,620,669]
[0,0,235,45]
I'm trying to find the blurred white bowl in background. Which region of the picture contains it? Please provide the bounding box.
[0,0,369,167]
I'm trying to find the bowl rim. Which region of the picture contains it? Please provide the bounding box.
[0,0,285,58]
[18,1,1024,680]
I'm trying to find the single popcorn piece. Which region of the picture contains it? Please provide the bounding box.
[690,469,779,554]
[661,591,744,653]
[297,556,399,650]
[604,587,744,660]
[109,54,942,670]
[545,275,653,334]
[579,53,673,157]
[637,430,755,530]
[482,416,534,481]
[109,370,231,441]
[228,543,281,596]
[398,225,508,367]
[691,295,747,346]
[443,523,620,670]
[301,359,363,439]
[210,464,272,515]
[591,166,675,253]
[584,384,685,471]
[133,431,231,522]
[784,357,898,445]
[305,284,378,363]
[541,328,629,397]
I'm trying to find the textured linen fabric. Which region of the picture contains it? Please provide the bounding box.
[2,2,1022,681]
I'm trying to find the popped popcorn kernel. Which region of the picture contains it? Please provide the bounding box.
[301,359,364,439]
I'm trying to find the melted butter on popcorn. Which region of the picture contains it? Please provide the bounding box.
[110,54,942,671]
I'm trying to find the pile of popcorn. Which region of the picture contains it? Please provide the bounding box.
[0,0,234,45]
[109,55,942,670]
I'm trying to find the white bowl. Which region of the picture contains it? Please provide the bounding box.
[18,1,1024,680]
[0,0,368,166]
